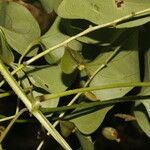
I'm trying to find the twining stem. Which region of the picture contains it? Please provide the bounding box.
[41,95,150,113]
[37,41,144,149]
[38,82,150,101]
[0,108,28,142]
[0,59,72,150]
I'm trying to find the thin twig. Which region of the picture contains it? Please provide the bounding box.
[0,115,15,122]
[38,82,150,101]
[0,59,72,150]
[41,95,150,113]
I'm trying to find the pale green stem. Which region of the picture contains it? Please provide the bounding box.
[41,95,150,113]
[38,82,150,101]
[0,60,32,109]
[0,144,2,150]
[0,114,33,123]
[0,115,15,122]
[0,59,72,150]
[0,64,24,87]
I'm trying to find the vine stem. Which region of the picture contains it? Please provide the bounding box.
[0,59,72,150]
[38,82,150,101]
[0,115,15,122]
[41,95,150,113]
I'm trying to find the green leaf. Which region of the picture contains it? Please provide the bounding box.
[76,130,94,150]
[25,65,77,109]
[134,102,150,138]
[70,104,112,134]
[60,47,84,74]
[40,17,82,64]
[0,2,40,56]
[57,0,150,27]
[86,31,140,100]
[0,32,14,64]
[24,65,76,93]
[39,0,62,13]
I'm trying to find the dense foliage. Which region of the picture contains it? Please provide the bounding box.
[0,0,150,149]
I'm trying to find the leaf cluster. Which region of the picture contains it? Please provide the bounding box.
[0,0,150,149]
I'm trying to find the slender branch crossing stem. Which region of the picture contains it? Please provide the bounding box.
[41,95,150,113]
[0,59,72,150]
[0,115,15,122]
[39,82,150,101]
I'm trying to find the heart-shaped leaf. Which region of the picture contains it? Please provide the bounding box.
[86,31,140,100]
[69,105,112,134]
[0,2,40,56]
[24,65,77,94]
